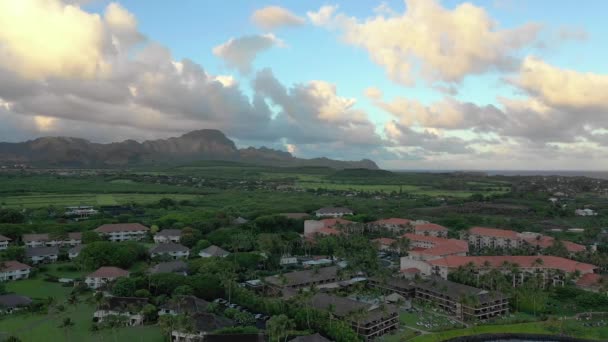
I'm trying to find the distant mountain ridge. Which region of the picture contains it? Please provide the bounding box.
[0,129,379,169]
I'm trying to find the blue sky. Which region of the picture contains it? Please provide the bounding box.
[0,0,607,169]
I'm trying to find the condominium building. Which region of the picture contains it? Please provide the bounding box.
[464,227,521,249]
[85,266,130,289]
[0,235,11,250]
[94,223,149,242]
[149,243,190,259]
[153,229,182,244]
[0,261,31,281]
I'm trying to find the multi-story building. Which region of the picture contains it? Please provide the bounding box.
[413,223,448,238]
[404,233,469,261]
[519,232,586,255]
[153,229,182,244]
[65,206,98,218]
[368,218,412,232]
[368,277,510,321]
[427,255,597,287]
[0,261,31,281]
[22,233,82,247]
[464,227,520,249]
[314,207,354,218]
[158,295,209,316]
[149,243,190,259]
[94,223,149,242]
[93,296,147,326]
[85,266,130,289]
[25,246,59,264]
[171,313,234,341]
[265,266,340,290]
[0,235,11,250]
[373,238,397,252]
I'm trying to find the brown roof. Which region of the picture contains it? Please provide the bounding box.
[468,226,519,239]
[0,261,31,272]
[22,234,50,242]
[67,232,82,240]
[0,235,11,242]
[522,235,586,253]
[95,223,149,233]
[429,255,597,274]
[289,333,332,342]
[87,266,129,278]
[320,218,355,228]
[414,223,448,232]
[307,292,398,325]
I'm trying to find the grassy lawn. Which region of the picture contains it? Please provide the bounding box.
[0,302,163,342]
[0,193,199,208]
[380,327,420,342]
[400,308,464,332]
[44,263,89,279]
[5,277,73,300]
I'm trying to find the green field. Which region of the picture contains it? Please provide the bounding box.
[296,182,510,197]
[5,277,73,300]
[0,302,163,342]
[0,193,200,208]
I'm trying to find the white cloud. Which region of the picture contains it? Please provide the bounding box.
[310,0,541,85]
[0,0,107,79]
[212,34,282,74]
[252,6,305,31]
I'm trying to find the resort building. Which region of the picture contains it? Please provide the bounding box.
[265,266,340,290]
[153,229,182,244]
[314,207,354,218]
[198,245,230,258]
[0,261,31,281]
[149,243,190,259]
[412,223,448,238]
[464,227,520,249]
[85,266,130,289]
[94,223,149,242]
[93,296,148,326]
[0,235,11,250]
[25,246,59,264]
[368,218,412,232]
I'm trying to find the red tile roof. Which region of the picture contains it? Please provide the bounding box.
[400,267,421,274]
[403,233,447,245]
[95,223,149,233]
[576,273,605,288]
[0,261,31,272]
[429,255,597,274]
[414,223,448,232]
[372,218,411,226]
[522,236,585,253]
[373,238,396,246]
[404,233,469,256]
[87,266,129,278]
[320,218,354,228]
[469,226,519,239]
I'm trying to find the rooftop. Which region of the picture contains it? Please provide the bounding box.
[192,312,234,333]
[265,266,339,287]
[160,295,209,314]
[0,260,31,272]
[0,234,11,241]
[429,255,597,273]
[320,218,355,228]
[149,243,189,254]
[87,266,129,278]
[22,233,50,242]
[468,226,519,239]
[522,235,586,253]
[94,223,150,233]
[414,223,448,232]
[200,245,230,257]
[412,277,508,304]
[149,260,188,274]
[25,246,59,257]
[373,237,396,246]
[307,292,398,325]
[0,294,32,308]
[288,333,332,342]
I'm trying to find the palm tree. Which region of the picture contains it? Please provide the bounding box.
[59,317,75,342]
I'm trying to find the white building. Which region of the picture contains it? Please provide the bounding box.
[25,246,59,264]
[575,209,597,216]
[0,261,31,281]
[0,235,11,250]
[85,267,129,289]
[153,229,182,244]
[314,207,354,218]
[22,232,82,248]
[464,227,520,250]
[94,223,149,242]
[94,297,147,326]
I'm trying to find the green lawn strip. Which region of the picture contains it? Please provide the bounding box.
[380,327,420,342]
[0,302,163,342]
[0,193,199,208]
[5,277,72,300]
[96,194,118,206]
[44,263,88,279]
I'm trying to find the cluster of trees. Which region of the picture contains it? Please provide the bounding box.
[76,241,147,269]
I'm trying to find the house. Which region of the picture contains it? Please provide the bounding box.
[153,229,182,244]
[85,267,130,289]
[158,295,209,316]
[426,255,597,287]
[0,261,31,281]
[413,223,448,238]
[64,232,83,246]
[464,227,520,249]
[94,296,148,326]
[575,208,597,216]
[149,243,190,259]
[148,261,188,275]
[25,246,59,264]
[265,266,340,290]
[368,277,509,321]
[280,255,298,266]
[368,218,411,232]
[0,294,32,314]
[68,245,83,260]
[22,234,59,248]
[314,207,353,218]
[94,223,149,242]
[171,313,234,342]
[199,245,230,258]
[0,235,11,250]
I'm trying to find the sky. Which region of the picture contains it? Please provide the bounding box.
[0,0,607,170]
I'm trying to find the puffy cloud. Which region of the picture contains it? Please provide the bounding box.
[252,6,305,31]
[0,0,107,79]
[513,56,608,110]
[364,87,383,100]
[213,34,282,74]
[309,0,541,85]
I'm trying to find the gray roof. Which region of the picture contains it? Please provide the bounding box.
[265,266,339,287]
[149,243,189,254]
[161,295,209,314]
[0,294,32,308]
[200,245,229,257]
[315,207,353,214]
[412,277,508,304]
[25,246,59,257]
[149,261,188,274]
[155,229,182,237]
[289,333,332,342]
[233,217,248,225]
[307,292,398,325]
